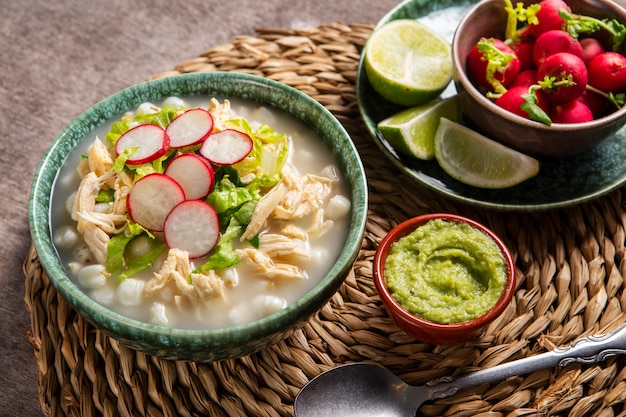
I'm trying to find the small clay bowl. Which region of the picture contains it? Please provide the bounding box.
[452,0,626,157]
[373,213,516,345]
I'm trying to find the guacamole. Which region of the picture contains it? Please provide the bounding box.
[385,219,507,324]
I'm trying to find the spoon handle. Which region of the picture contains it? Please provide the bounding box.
[426,322,626,401]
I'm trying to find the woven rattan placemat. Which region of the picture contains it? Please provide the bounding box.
[24,22,626,417]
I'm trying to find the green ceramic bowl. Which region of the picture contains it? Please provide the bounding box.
[29,72,368,362]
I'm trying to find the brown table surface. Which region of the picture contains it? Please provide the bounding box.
[0,1,399,415]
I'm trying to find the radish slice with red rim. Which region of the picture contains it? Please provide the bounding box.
[164,200,220,258]
[199,129,253,165]
[166,108,214,148]
[115,124,170,165]
[164,153,215,200]
[126,173,185,231]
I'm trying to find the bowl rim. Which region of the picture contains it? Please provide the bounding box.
[452,0,626,131]
[29,71,368,357]
[373,213,516,332]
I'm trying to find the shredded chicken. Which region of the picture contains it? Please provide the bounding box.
[307,208,333,237]
[274,163,335,219]
[71,172,109,264]
[236,248,307,280]
[258,233,310,261]
[241,181,289,241]
[207,98,235,131]
[88,138,114,179]
[144,248,224,303]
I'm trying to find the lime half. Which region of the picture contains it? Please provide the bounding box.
[364,19,453,107]
[434,118,540,189]
[378,96,460,160]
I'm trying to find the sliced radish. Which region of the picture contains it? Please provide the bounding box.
[199,129,253,165]
[164,200,220,258]
[127,173,185,231]
[164,153,215,200]
[115,124,170,165]
[166,108,214,148]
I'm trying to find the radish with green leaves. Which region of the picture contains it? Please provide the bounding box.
[166,108,214,148]
[537,52,588,104]
[200,129,253,165]
[164,153,215,200]
[495,85,549,120]
[115,124,170,165]
[524,0,570,37]
[127,173,186,231]
[471,0,626,125]
[163,200,220,258]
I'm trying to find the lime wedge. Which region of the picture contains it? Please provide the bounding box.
[378,96,460,160]
[364,19,453,107]
[434,118,540,189]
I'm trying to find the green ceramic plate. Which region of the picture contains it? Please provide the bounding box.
[357,0,626,211]
[29,72,368,361]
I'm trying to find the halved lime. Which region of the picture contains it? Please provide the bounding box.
[378,96,460,160]
[434,118,540,189]
[364,19,453,107]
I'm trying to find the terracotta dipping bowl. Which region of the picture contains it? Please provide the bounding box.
[452,0,626,157]
[373,213,516,345]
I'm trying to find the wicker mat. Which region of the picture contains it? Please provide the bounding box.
[23,22,626,417]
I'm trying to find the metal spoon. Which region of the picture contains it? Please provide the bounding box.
[294,322,626,417]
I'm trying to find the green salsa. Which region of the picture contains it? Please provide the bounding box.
[385,219,507,324]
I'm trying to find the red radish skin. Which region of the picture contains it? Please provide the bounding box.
[164,153,215,200]
[525,0,570,37]
[537,52,588,104]
[164,200,220,258]
[115,124,170,165]
[511,37,536,71]
[511,69,538,88]
[466,38,520,90]
[588,52,626,94]
[127,173,186,231]
[551,100,594,124]
[578,90,609,118]
[495,85,549,119]
[532,30,582,67]
[580,38,606,66]
[166,108,214,148]
[200,129,254,165]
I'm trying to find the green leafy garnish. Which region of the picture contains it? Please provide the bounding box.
[503,0,540,41]
[477,38,518,93]
[560,9,626,51]
[521,86,552,125]
[95,189,116,203]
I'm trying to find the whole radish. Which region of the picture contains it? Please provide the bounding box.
[537,52,588,104]
[511,69,538,88]
[551,100,593,123]
[511,37,535,71]
[467,37,520,92]
[580,38,606,66]
[532,30,582,67]
[588,52,626,94]
[495,85,549,119]
[525,0,571,37]
[578,90,609,118]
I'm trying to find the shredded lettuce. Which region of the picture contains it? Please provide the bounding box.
[106,221,163,281]
[194,218,243,273]
[226,117,289,178]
